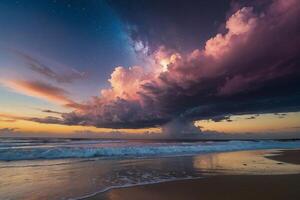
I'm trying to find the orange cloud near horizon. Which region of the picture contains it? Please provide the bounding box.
[1,79,84,109]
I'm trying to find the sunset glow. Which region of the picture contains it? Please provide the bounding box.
[1,1,300,200]
[0,0,299,139]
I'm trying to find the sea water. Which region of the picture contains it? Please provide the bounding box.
[1,138,300,200]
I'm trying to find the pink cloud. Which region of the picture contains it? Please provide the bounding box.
[2,79,82,109]
[28,0,300,130]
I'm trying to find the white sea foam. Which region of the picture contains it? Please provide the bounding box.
[1,139,300,161]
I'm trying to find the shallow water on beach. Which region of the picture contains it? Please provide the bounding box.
[1,139,300,200]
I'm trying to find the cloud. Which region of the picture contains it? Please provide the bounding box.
[28,0,300,133]
[41,109,63,115]
[0,113,29,121]
[30,116,65,124]
[13,50,85,83]
[0,112,66,126]
[0,119,16,122]
[211,115,233,122]
[2,79,81,108]
[290,126,300,129]
[193,130,300,140]
[274,113,287,118]
[245,115,259,120]
[108,0,231,52]
[0,128,18,135]
[161,119,202,138]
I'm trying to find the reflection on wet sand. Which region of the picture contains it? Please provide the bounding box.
[193,150,300,175]
[1,150,300,200]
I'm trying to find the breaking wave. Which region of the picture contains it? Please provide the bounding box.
[1,139,300,161]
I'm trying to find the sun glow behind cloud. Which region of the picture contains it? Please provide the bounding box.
[0,0,300,138]
[1,109,299,138]
[197,113,300,134]
[0,115,161,136]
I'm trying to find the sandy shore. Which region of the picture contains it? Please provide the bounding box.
[267,149,300,164]
[87,149,300,200]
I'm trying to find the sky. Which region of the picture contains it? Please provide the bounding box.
[0,0,300,139]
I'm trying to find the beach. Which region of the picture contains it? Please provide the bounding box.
[88,150,300,200]
[1,139,300,200]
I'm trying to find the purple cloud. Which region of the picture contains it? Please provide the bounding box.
[30,0,300,132]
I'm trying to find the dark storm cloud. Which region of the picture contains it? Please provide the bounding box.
[32,0,300,131]
[107,0,231,52]
[32,98,169,128]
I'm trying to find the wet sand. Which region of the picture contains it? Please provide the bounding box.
[267,149,300,164]
[88,149,300,200]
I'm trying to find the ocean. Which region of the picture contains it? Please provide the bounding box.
[1,138,300,200]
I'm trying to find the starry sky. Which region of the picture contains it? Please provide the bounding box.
[0,0,300,139]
